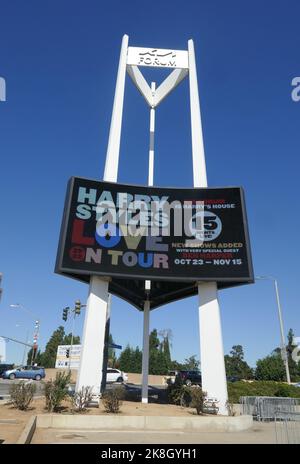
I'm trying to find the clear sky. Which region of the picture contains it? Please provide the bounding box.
[0,0,299,367]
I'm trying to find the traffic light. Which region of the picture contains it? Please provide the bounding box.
[66,348,70,358]
[75,300,81,315]
[62,307,69,321]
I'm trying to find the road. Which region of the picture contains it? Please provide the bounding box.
[0,379,44,398]
[0,379,167,401]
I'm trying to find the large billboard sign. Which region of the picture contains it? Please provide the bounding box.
[55,177,253,309]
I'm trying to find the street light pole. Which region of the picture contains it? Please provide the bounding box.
[31,319,40,365]
[22,330,29,365]
[256,276,291,384]
[10,304,40,366]
[273,279,291,384]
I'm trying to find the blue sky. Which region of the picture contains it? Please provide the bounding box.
[0,0,299,367]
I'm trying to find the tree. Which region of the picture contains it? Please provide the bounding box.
[272,328,300,382]
[62,333,80,345]
[183,355,200,371]
[149,329,168,375]
[230,345,244,360]
[255,354,286,381]
[170,360,185,371]
[158,329,173,369]
[132,346,142,373]
[225,345,253,380]
[286,329,300,381]
[118,344,143,373]
[108,334,116,367]
[118,345,133,373]
[162,336,172,368]
[41,326,65,368]
[26,349,43,366]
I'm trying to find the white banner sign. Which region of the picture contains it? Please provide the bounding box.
[127,47,189,69]
[55,344,81,370]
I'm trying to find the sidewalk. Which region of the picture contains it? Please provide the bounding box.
[31,422,276,444]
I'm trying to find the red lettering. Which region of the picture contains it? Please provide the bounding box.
[71,219,95,245]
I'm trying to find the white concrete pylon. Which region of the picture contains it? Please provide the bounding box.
[141,84,156,404]
[197,282,228,415]
[76,277,109,395]
[188,38,228,415]
[141,298,150,403]
[76,35,129,397]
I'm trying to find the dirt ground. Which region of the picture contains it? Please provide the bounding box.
[0,397,200,444]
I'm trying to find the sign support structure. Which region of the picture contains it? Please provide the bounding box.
[188,39,228,415]
[75,35,230,412]
[127,37,228,412]
[75,35,129,397]
[141,82,156,403]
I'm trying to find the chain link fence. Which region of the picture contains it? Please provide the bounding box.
[275,411,300,444]
[240,396,300,421]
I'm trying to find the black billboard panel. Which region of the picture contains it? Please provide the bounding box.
[55,177,254,309]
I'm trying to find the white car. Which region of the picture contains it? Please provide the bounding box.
[106,368,128,383]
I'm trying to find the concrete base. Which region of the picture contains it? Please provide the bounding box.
[36,414,253,433]
[17,416,37,444]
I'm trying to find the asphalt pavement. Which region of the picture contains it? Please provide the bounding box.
[0,378,45,398]
[0,379,167,401]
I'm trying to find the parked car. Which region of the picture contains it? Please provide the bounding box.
[106,368,128,383]
[176,370,202,386]
[0,364,14,378]
[2,365,45,381]
[164,370,179,385]
[294,382,300,388]
[227,376,240,383]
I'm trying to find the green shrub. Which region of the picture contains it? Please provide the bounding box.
[190,387,206,415]
[228,381,300,403]
[44,371,71,412]
[9,381,36,410]
[167,375,186,405]
[72,386,93,412]
[101,387,124,413]
[274,385,294,397]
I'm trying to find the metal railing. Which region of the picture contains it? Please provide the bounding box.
[240,396,257,417]
[240,396,300,421]
[275,411,300,444]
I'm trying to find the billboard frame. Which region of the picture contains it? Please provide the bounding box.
[55,176,254,286]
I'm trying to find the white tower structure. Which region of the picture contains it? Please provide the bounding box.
[76,36,228,415]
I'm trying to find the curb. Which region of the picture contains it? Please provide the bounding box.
[36,414,253,433]
[16,416,37,444]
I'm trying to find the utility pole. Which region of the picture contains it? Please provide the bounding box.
[62,300,86,370]
[256,276,291,384]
